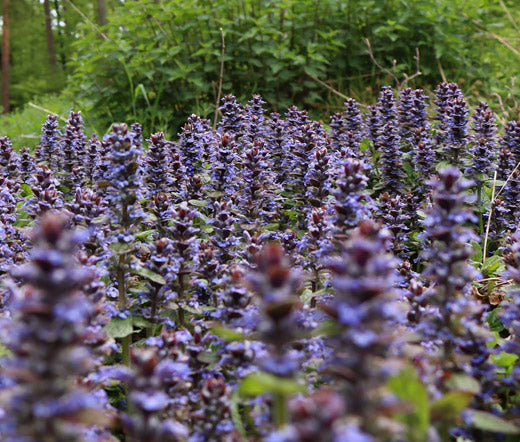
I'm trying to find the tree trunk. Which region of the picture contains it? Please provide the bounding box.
[98,0,107,26]
[44,0,57,72]
[2,0,9,114]
[53,0,66,68]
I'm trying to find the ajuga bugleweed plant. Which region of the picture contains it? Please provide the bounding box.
[103,123,145,366]
[413,126,436,194]
[209,132,238,195]
[36,114,60,169]
[143,132,175,198]
[217,94,245,136]
[376,85,398,127]
[245,243,302,428]
[398,88,429,150]
[0,136,19,181]
[177,115,212,178]
[60,111,87,189]
[330,98,365,160]
[25,165,64,218]
[331,158,370,238]
[324,220,400,439]
[433,82,463,147]
[378,120,404,193]
[120,348,189,441]
[168,202,199,326]
[418,167,498,429]
[0,212,112,441]
[420,168,479,343]
[499,232,520,422]
[1,82,520,440]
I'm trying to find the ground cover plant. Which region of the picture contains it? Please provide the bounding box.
[0,84,520,440]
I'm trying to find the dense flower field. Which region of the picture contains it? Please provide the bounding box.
[0,84,519,441]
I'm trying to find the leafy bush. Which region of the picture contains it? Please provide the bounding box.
[69,0,515,136]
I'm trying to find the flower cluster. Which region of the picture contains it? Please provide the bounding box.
[0,213,111,440]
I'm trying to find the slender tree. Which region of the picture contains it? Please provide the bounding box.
[1,0,9,113]
[43,0,57,72]
[98,0,107,26]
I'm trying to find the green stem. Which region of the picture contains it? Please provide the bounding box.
[117,260,130,367]
[177,266,185,327]
[477,184,484,235]
[273,392,287,428]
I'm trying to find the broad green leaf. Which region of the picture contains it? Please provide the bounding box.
[211,324,248,342]
[0,343,11,358]
[311,320,342,337]
[132,316,153,329]
[131,267,166,285]
[481,255,504,277]
[470,240,482,263]
[492,351,518,370]
[388,367,429,441]
[446,375,481,394]
[359,138,372,152]
[20,183,33,196]
[135,230,156,240]
[239,372,305,396]
[105,317,133,339]
[189,199,207,208]
[431,392,472,421]
[471,410,520,434]
[487,308,505,333]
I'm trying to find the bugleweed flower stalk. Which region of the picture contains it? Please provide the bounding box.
[104,123,145,366]
[0,213,111,440]
[246,243,302,428]
[325,220,399,438]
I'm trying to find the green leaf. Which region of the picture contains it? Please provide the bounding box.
[470,240,482,263]
[359,138,372,152]
[20,183,33,196]
[388,367,429,441]
[311,320,342,337]
[197,351,219,364]
[431,392,472,422]
[135,230,156,240]
[239,372,305,397]
[492,351,518,370]
[300,288,314,304]
[211,324,248,342]
[0,343,11,359]
[132,316,153,329]
[110,242,134,254]
[471,410,520,434]
[104,317,133,339]
[189,199,207,208]
[481,255,504,277]
[446,375,481,394]
[487,308,505,333]
[131,267,166,285]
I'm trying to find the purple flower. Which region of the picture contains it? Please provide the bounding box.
[0,213,110,440]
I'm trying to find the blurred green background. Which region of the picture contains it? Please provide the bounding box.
[1,0,519,145]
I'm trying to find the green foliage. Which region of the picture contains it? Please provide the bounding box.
[104,316,133,339]
[66,0,519,136]
[239,371,305,396]
[0,93,78,148]
[388,367,430,442]
[471,410,520,435]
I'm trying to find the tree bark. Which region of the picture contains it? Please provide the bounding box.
[53,0,66,68]
[98,0,107,26]
[44,0,57,72]
[2,0,9,114]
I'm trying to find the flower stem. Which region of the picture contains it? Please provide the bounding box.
[273,392,287,428]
